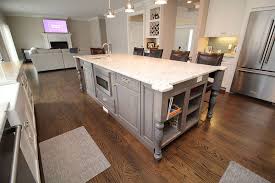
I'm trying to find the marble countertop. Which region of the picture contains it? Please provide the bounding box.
[75,54,226,92]
[0,62,22,86]
[0,102,9,141]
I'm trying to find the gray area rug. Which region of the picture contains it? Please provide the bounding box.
[39,126,110,183]
[219,161,270,183]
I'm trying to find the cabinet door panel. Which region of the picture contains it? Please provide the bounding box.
[116,84,140,134]
[141,85,154,145]
[83,67,96,97]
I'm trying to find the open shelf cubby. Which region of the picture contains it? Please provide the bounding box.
[187,96,202,115]
[186,109,200,129]
[190,84,204,100]
[162,92,185,147]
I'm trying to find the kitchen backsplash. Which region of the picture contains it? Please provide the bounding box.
[208,37,238,53]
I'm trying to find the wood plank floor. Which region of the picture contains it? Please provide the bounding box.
[28,67,275,183]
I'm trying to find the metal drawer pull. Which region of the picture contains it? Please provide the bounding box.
[4,125,22,183]
[24,121,29,128]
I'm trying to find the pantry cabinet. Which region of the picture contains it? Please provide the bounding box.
[205,0,245,37]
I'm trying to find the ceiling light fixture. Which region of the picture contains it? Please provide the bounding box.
[154,0,168,5]
[125,0,135,13]
[187,0,192,3]
[106,0,115,18]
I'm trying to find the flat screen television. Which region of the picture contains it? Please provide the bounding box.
[43,19,68,33]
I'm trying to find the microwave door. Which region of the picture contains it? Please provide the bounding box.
[239,10,275,70]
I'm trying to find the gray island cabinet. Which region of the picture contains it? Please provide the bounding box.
[75,54,225,160]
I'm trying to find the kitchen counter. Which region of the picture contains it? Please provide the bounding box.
[75,54,225,160]
[75,54,226,92]
[0,102,9,141]
[0,62,22,86]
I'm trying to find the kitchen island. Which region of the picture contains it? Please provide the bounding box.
[74,54,225,160]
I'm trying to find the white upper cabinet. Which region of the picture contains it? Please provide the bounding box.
[205,0,246,37]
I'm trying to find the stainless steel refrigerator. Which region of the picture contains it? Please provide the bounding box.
[231,9,275,103]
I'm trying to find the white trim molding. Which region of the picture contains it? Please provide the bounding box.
[41,33,72,49]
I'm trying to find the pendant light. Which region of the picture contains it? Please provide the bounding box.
[154,0,168,5]
[125,0,135,13]
[106,0,115,18]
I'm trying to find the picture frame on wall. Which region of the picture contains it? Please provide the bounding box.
[147,42,155,49]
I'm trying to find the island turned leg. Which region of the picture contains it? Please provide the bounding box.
[75,58,86,92]
[207,70,224,118]
[154,122,164,160]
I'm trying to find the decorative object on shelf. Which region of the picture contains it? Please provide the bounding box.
[150,22,160,36]
[105,0,115,18]
[155,0,168,5]
[125,0,135,13]
[147,42,155,49]
[150,7,160,20]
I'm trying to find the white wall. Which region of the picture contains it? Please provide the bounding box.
[159,0,177,59]
[0,12,10,61]
[0,12,19,62]
[128,15,144,54]
[105,10,128,53]
[68,19,92,49]
[6,16,44,58]
[89,17,107,48]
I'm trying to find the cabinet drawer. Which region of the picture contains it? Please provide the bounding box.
[116,74,140,93]
[96,88,115,112]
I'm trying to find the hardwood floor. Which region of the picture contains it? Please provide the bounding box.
[30,67,275,183]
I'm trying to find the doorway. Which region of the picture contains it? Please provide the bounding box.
[127,12,144,55]
[174,25,195,51]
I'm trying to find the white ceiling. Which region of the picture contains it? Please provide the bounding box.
[0,0,141,20]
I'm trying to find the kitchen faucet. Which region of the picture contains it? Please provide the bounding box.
[102,43,112,55]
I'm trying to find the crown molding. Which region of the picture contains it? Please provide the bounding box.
[4,13,69,19]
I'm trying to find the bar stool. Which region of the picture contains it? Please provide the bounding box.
[133,47,144,56]
[170,50,190,62]
[148,49,163,58]
[90,48,105,55]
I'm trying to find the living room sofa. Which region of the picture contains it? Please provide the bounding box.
[30,48,90,72]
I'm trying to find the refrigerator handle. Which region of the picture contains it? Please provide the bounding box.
[260,19,275,63]
[264,23,275,64]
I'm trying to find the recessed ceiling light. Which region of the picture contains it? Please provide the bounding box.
[155,0,168,5]
[187,0,192,3]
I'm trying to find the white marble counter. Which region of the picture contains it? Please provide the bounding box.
[0,102,9,140]
[75,54,226,92]
[0,62,22,86]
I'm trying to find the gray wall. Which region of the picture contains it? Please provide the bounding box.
[105,11,128,53]
[5,16,107,58]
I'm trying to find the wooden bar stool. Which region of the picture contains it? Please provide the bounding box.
[170,50,190,62]
[90,48,105,55]
[133,47,144,56]
[148,49,163,58]
[196,52,224,92]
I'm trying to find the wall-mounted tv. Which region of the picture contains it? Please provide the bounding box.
[43,19,68,33]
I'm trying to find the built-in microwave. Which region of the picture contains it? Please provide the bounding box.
[94,66,112,96]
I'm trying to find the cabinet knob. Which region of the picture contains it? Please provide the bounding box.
[24,121,29,128]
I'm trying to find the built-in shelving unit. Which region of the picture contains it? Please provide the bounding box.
[161,82,206,148]
[161,92,185,147]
